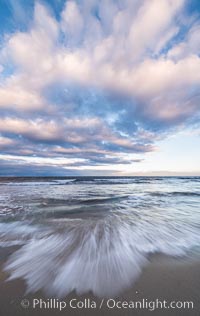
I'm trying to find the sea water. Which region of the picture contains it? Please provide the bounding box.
[0,176,199,297]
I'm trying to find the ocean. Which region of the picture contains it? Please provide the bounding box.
[0,176,200,297]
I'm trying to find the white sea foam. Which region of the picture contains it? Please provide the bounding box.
[5,181,56,186]
[3,213,200,298]
[0,222,52,247]
[54,179,76,184]
[4,179,76,186]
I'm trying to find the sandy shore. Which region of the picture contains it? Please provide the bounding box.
[0,247,200,316]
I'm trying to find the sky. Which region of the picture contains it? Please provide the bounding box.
[0,0,200,176]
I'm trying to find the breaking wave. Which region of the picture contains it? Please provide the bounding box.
[2,211,200,297]
[0,176,200,297]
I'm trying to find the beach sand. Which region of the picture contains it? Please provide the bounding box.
[0,247,200,316]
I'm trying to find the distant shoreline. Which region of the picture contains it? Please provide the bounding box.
[0,175,200,180]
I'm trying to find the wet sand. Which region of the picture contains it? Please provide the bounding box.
[0,247,200,316]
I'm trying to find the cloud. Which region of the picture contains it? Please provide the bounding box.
[0,83,46,111]
[168,24,200,59]
[0,152,140,177]
[0,116,153,165]
[0,117,63,142]
[0,136,16,147]
[61,1,84,45]
[127,0,183,59]
[0,0,200,175]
